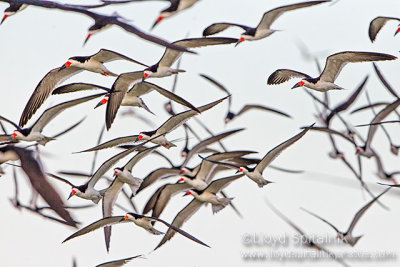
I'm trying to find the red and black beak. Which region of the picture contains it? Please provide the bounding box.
[1,14,8,25]
[235,37,245,47]
[83,33,92,46]
[151,15,163,30]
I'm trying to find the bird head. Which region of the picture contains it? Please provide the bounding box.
[224,111,235,124]
[151,14,165,29]
[164,102,173,115]
[291,80,305,89]
[94,95,109,109]
[1,13,9,24]
[236,167,245,174]
[120,212,135,222]
[113,168,122,177]
[142,71,150,81]
[10,131,19,140]
[68,188,78,200]
[183,190,193,197]
[136,134,144,142]
[390,145,399,155]
[83,26,100,46]
[395,25,400,36]
[235,36,245,47]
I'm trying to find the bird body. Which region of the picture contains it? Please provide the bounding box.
[186,190,233,213]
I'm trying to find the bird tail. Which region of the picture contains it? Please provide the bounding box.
[257,179,273,188]
[172,69,186,74]
[147,227,164,235]
[348,235,363,247]
[212,197,234,214]
[91,198,101,204]
[39,136,56,146]
[129,179,142,197]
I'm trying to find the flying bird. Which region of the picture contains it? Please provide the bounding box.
[201,125,313,187]
[19,49,147,127]
[52,80,199,127]
[134,96,229,147]
[0,145,77,227]
[265,199,350,267]
[0,94,104,145]
[150,0,200,29]
[2,0,192,52]
[62,212,209,249]
[143,151,255,219]
[267,51,396,92]
[1,2,27,24]
[52,144,151,203]
[301,187,390,246]
[356,98,400,158]
[200,73,291,123]
[154,173,243,250]
[102,146,159,251]
[203,1,329,46]
[80,95,228,150]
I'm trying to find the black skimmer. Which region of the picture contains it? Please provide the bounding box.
[142,37,237,80]
[19,48,147,127]
[102,68,198,129]
[179,151,255,190]
[143,151,254,219]
[52,80,198,123]
[0,145,77,227]
[95,255,143,267]
[0,94,103,145]
[265,199,350,267]
[54,144,149,204]
[374,154,400,183]
[1,2,27,24]
[8,0,192,52]
[150,0,200,29]
[202,125,313,187]
[102,146,160,251]
[267,51,397,92]
[301,187,390,246]
[356,98,400,158]
[364,91,399,155]
[369,16,400,42]
[58,49,148,76]
[203,1,329,45]
[154,173,243,250]
[134,96,228,148]
[200,73,291,123]
[79,95,228,150]
[62,212,209,249]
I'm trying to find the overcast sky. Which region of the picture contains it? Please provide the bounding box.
[1,0,400,266]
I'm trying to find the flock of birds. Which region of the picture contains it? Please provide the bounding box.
[1,0,400,266]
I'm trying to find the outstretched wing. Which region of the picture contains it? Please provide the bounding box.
[267,69,311,85]
[203,23,251,36]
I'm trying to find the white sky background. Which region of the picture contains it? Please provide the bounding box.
[0,0,400,266]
